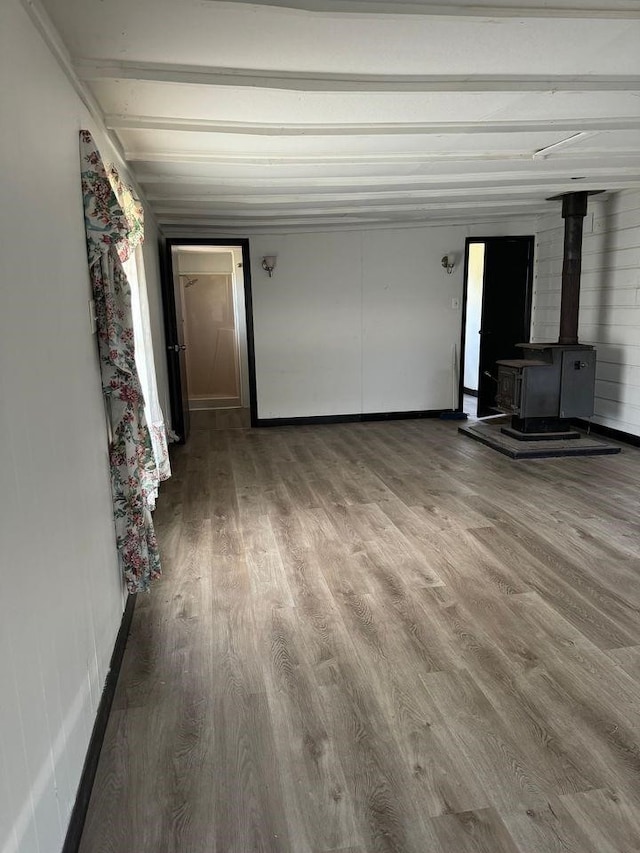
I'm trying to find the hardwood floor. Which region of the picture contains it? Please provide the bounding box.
[189,406,251,431]
[79,417,640,853]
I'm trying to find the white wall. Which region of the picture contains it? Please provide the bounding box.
[250,219,534,420]
[532,190,640,437]
[0,3,166,851]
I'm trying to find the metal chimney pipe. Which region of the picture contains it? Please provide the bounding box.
[557,191,588,346]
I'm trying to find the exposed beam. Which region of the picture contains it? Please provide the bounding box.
[147,185,640,212]
[143,180,640,204]
[127,151,534,164]
[136,167,640,189]
[75,60,640,93]
[213,0,640,19]
[157,214,436,226]
[156,209,551,228]
[105,114,640,137]
[126,149,639,166]
[160,201,547,232]
[162,215,543,236]
[152,199,550,217]
[147,191,558,205]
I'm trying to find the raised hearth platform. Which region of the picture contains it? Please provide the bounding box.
[459,419,621,459]
[501,426,581,442]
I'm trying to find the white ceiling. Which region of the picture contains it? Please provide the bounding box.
[37,0,640,233]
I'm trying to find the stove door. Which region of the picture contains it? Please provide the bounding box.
[495,367,521,414]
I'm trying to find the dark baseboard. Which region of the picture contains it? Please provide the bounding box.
[62,593,136,853]
[572,418,640,448]
[463,387,479,398]
[255,408,452,428]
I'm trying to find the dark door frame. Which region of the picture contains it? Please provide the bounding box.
[458,235,535,415]
[162,237,258,436]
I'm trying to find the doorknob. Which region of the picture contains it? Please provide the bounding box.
[167,344,186,352]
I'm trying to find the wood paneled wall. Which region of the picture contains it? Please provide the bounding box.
[532,190,640,437]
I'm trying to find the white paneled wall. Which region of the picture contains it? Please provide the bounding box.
[250,219,535,420]
[251,232,363,419]
[532,191,640,437]
[0,3,167,851]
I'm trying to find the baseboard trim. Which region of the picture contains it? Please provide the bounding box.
[572,419,640,448]
[62,593,136,853]
[255,408,453,427]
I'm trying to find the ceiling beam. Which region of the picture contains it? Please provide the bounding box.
[156,209,551,229]
[127,151,534,164]
[105,113,640,137]
[152,198,550,217]
[212,0,640,18]
[75,60,640,93]
[162,215,543,236]
[136,167,640,188]
[144,181,640,205]
[125,149,639,166]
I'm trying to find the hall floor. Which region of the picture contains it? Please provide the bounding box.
[80,417,640,853]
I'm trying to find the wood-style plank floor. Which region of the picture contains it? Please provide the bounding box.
[79,416,640,853]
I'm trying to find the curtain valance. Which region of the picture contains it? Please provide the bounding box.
[107,164,144,258]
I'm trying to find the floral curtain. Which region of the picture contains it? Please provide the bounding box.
[79,130,163,593]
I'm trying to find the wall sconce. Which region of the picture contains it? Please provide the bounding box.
[441,255,455,275]
[261,255,277,277]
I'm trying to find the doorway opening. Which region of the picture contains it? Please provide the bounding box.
[459,236,535,419]
[177,246,247,411]
[162,238,257,443]
[462,241,486,416]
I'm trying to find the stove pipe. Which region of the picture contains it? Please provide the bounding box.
[557,191,589,346]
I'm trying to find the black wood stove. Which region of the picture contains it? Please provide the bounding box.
[495,191,601,440]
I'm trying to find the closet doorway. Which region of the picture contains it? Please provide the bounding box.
[178,246,247,411]
[162,239,256,442]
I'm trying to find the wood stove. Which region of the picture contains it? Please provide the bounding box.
[496,343,595,437]
[495,191,601,439]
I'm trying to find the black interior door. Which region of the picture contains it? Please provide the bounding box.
[160,242,190,443]
[477,237,534,417]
